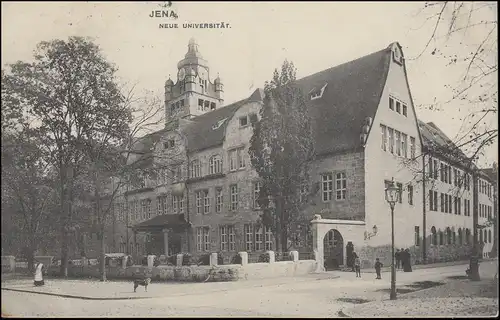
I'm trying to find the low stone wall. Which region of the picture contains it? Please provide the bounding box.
[42,250,317,282]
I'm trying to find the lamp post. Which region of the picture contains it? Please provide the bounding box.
[385,178,400,300]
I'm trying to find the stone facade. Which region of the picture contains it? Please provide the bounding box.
[72,39,494,271]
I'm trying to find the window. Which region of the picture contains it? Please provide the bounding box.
[389,97,394,110]
[335,172,347,200]
[454,196,458,214]
[396,101,401,113]
[458,229,463,245]
[410,137,416,159]
[446,227,452,245]
[215,188,223,213]
[190,159,201,178]
[141,199,148,220]
[395,130,401,156]
[228,226,235,251]
[230,184,238,211]
[210,102,216,110]
[408,184,413,205]
[229,147,245,171]
[203,190,210,214]
[401,133,407,158]
[196,191,203,214]
[444,194,448,213]
[397,183,403,204]
[489,230,492,243]
[429,190,434,211]
[264,226,273,250]
[388,128,394,154]
[457,197,461,215]
[198,99,204,111]
[157,196,167,215]
[440,193,444,212]
[196,227,210,252]
[322,173,333,202]
[255,225,263,251]
[380,124,387,151]
[172,194,184,214]
[414,226,420,247]
[239,116,248,127]
[433,159,439,179]
[199,78,205,93]
[209,155,222,174]
[439,231,444,245]
[402,104,407,116]
[253,181,261,209]
[448,195,452,214]
[244,224,253,251]
[204,100,210,111]
[219,225,228,251]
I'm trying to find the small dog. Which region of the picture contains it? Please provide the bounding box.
[133,277,151,292]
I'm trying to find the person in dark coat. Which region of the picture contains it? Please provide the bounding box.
[395,249,401,270]
[374,258,383,279]
[403,248,412,272]
[351,252,358,272]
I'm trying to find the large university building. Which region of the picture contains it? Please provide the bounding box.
[82,38,495,268]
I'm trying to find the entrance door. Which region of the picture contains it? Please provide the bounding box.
[168,232,182,256]
[323,229,344,270]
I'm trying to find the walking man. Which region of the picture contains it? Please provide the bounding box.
[33,259,45,287]
[355,255,361,278]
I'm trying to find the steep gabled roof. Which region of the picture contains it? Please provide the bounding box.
[296,45,392,155]
[418,120,477,170]
[183,97,251,153]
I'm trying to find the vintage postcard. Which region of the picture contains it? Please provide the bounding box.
[1,1,498,318]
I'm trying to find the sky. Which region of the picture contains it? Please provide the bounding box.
[1,1,497,167]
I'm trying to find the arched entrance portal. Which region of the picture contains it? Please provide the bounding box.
[323,229,344,270]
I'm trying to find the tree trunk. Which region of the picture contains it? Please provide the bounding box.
[99,229,107,282]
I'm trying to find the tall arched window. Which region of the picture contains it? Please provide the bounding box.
[431,226,437,246]
[465,229,471,245]
[484,230,488,243]
[488,230,492,243]
[458,228,463,245]
[479,230,483,243]
[439,230,444,245]
[209,155,222,175]
[190,159,201,178]
[446,227,452,245]
[452,230,456,245]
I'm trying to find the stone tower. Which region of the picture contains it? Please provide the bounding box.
[164,38,224,124]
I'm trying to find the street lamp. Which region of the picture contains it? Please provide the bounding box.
[385,178,400,300]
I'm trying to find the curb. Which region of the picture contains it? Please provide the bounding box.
[0,287,151,301]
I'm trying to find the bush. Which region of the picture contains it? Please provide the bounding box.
[231,254,242,264]
[258,252,270,263]
[126,255,134,267]
[182,253,195,266]
[141,256,148,266]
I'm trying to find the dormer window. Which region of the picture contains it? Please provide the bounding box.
[212,118,227,130]
[239,116,248,127]
[309,83,328,100]
[164,139,175,149]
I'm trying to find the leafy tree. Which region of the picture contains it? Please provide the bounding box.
[249,60,315,253]
[1,128,58,271]
[1,36,134,276]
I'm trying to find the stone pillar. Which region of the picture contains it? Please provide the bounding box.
[147,255,156,267]
[122,256,128,268]
[210,252,218,266]
[290,250,299,262]
[238,252,248,266]
[267,251,275,263]
[176,254,183,266]
[163,229,169,256]
[311,215,326,273]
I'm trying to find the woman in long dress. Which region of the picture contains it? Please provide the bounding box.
[34,260,45,286]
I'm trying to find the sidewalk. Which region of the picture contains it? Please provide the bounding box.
[340,262,498,317]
